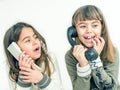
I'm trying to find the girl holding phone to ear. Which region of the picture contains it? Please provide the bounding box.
[3,22,62,90]
[65,5,119,90]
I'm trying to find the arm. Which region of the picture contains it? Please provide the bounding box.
[17,52,62,90]
[15,74,32,90]
[36,53,62,90]
[16,84,32,90]
[65,50,91,90]
[91,49,119,90]
[15,52,33,90]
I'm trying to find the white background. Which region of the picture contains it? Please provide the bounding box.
[0,0,120,90]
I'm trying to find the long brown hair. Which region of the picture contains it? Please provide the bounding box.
[72,5,115,62]
[3,22,54,82]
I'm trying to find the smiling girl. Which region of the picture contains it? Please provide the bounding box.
[65,5,119,90]
[4,22,62,90]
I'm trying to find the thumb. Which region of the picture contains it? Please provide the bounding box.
[31,62,36,70]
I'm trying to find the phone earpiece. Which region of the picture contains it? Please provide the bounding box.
[67,26,98,61]
[67,26,77,47]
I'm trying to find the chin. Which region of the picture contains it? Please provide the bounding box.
[84,43,93,48]
[33,55,41,60]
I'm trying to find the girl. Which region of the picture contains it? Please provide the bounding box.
[4,22,62,90]
[65,5,119,90]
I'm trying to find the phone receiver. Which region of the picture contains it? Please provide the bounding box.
[7,42,42,71]
[67,26,78,47]
[67,26,98,61]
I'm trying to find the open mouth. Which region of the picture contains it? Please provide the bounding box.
[84,36,95,39]
[34,47,40,52]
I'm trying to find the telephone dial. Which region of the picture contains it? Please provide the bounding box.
[67,26,98,61]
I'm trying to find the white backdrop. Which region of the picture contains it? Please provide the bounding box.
[0,0,120,90]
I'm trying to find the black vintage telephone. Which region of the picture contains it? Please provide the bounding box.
[67,26,98,61]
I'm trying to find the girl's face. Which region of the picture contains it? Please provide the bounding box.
[17,27,41,60]
[76,19,102,48]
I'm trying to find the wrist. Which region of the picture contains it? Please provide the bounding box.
[35,72,44,83]
[79,61,88,67]
[35,73,51,89]
[90,56,103,69]
[76,63,91,77]
[78,59,89,67]
[17,74,32,87]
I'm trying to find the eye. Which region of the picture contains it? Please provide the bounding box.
[24,39,30,43]
[80,25,86,29]
[92,24,99,28]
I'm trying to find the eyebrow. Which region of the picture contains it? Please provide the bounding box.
[77,20,100,26]
[92,20,100,24]
[22,33,36,41]
[22,36,30,41]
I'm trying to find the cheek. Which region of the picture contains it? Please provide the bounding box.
[78,33,84,40]
[95,28,102,36]
[21,45,32,53]
[95,31,101,37]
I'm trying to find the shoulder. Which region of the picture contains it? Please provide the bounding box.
[114,47,119,56]
[47,52,58,72]
[48,52,57,63]
[114,47,119,63]
[65,49,72,58]
[47,52,61,80]
[65,49,78,64]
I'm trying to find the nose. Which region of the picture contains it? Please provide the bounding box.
[86,26,92,33]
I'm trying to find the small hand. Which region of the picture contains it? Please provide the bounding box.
[19,62,43,83]
[73,44,88,67]
[19,51,33,68]
[92,36,105,55]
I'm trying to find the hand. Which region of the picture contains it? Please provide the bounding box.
[19,51,33,68]
[19,62,43,83]
[92,36,105,55]
[72,44,88,67]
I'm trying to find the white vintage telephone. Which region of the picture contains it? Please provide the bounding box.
[7,42,42,72]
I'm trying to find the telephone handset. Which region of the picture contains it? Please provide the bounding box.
[67,26,98,61]
[7,42,42,71]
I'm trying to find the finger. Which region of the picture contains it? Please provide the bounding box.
[20,70,31,76]
[20,67,31,72]
[31,63,36,70]
[24,57,32,66]
[19,75,31,82]
[73,45,83,56]
[99,37,105,45]
[22,79,31,83]
[19,53,26,66]
[92,39,96,47]
[19,54,23,66]
[73,45,79,52]
[21,57,28,66]
[94,37,101,46]
[21,55,32,67]
[84,48,88,52]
